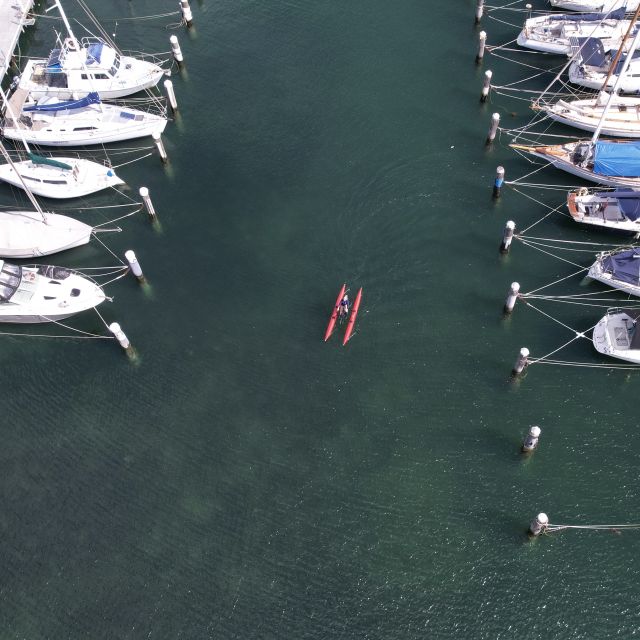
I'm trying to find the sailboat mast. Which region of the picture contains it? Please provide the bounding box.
[48,0,81,51]
[0,141,46,218]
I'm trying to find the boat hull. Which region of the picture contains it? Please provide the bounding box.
[593,311,640,363]
[0,158,124,199]
[343,287,362,346]
[324,284,346,341]
[0,210,92,258]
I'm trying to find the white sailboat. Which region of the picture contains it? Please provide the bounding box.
[0,140,93,257]
[2,89,168,147]
[550,0,639,11]
[539,93,640,137]
[512,14,640,187]
[15,0,167,100]
[0,261,105,323]
[593,307,640,363]
[517,8,631,55]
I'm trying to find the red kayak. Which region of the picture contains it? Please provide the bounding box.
[343,287,362,346]
[324,284,346,341]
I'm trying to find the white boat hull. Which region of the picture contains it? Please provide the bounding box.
[517,15,631,55]
[567,190,640,232]
[593,311,640,363]
[550,0,638,11]
[544,98,640,138]
[2,104,167,147]
[17,50,166,100]
[513,143,640,188]
[0,211,92,257]
[588,254,640,296]
[0,263,105,323]
[0,157,124,199]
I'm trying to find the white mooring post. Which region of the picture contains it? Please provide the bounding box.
[529,513,549,537]
[522,426,541,453]
[152,132,168,163]
[512,347,529,376]
[486,112,500,145]
[476,31,487,64]
[480,69,492,102]
[170,35,184,66]
[110,322,133,356]
[125,250,145,284]
[180,0,193,27]
[504,282,520,314]
[475,0,484,23]
[164,79,178,112]
[500,221,515,254]
[493,165,505,198]
[139,187,157,221]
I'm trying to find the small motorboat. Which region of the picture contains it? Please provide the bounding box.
[0,261,105,323]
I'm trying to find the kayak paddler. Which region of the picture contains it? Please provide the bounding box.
[338,294,349,319]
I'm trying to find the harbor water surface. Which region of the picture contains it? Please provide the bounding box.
[2,0,639,637]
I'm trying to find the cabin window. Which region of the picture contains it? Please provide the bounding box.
[73,127,97,131]
[42,179,67,184]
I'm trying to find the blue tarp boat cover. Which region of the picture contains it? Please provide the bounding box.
[602,248,640,285]
[45,48,63,73]
[560,7,625,21]
[23,92,100,112]
[617,196,640,220]
[86,42,104,65]
[571,37,608,67]
[594,141,640,177]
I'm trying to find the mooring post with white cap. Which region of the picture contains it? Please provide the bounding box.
[500,221,515,254]
[504,282,520,314]
[164,79,178,112]
[522,426,541,453]
[139,187,157,221]
[152,132,168,163]
[493,166,505,198]
[110,322,134,356]
[525,3,532,17]
[486,112,500,145]
[180,0,193,27]
[512,347,529,376]
[480,70,492,102]
[170,35,184,66]
[125,250,146,284]
[529,513,549,536]
[475,0,485,23]
[476,31,487,64]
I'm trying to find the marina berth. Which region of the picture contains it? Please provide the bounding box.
[517,9,631,55]
[593,308,640,362]
[1,89,168,147]
[588,246,640,295]
[0,261,105,323]
[568,187,640,230]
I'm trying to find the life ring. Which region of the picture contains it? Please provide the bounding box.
[64,37,78,52]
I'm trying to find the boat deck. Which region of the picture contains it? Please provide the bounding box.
[0,0,35,85]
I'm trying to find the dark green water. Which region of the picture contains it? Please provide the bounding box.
[1,0,640,637]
